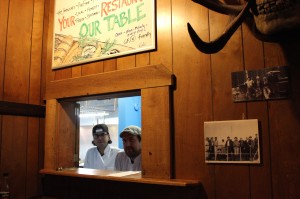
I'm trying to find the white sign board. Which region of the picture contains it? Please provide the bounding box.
[52,0,156,69]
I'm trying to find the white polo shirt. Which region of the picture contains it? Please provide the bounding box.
[84,145,120,170]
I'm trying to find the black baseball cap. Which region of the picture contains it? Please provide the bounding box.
[92,124,109,135]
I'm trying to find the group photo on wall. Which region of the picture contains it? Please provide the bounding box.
[204,119,260,164]
[231,66,289,102]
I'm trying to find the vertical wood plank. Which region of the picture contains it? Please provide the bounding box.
[210,9,249,199]
[4,0,34,103]
[57,102,77,168]
[71,65,82,78]
[30,0,44,105]
[141,86,171,179]
[45,0,55,83]
[264,43,285,199]
[81,61,104,76]
[281,40,300,199]
[150,0,172,70]
[264,41,300,199]
[54,68,72,80]
[44,99,58,169]
[117,55,136,70]
[103,59,117,72]
[242,23,272,199]
[136,53,150,67]
[38,118,45,194]
[0,0,44,197]
[41,0,51,100]
[26,117,40,198]
[172,0,214,197]
[1,116,28,199]
[0,0,9,100]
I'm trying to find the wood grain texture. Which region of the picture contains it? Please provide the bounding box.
[264,40,300,199]
[264,43,286,199]
[3,0,33,103]
[0,0,45,198]
[44,99,58,169]
[1,0,299,198]
[71,65,82,78]
[26,117,41,197]
[54,68,72,80]
[45,64,173,100]
[41,0,50,100]
[141,86,171,179]
[29,0,44,105]
[40,168,200,186]
[81,61,104,76]
[172,0,214,197]
[136,53,150,67]
[0,0,9,100]
[2,116,28,199]
[117,55,136,70]
[103,59,117,72]
[57,102,77,168]
[209,9,249,199]
[242,23,273,199]
[150,0,172,70]
[45,0,55,83]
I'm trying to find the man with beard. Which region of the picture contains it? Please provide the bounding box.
[115,125,142,171]
[84,124,120,170]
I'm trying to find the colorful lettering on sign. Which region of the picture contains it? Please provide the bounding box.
[103,3,146,31]
[79,20,102,38]
[58,16,75,31]
[101,0,144,17]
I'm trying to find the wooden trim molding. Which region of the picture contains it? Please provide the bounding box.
[45,64,174,100]
[0,101,45,117]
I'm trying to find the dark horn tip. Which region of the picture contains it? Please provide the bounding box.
[187,23,222,54]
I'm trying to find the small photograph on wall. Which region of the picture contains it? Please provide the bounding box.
[204,119,260,164]
[231,66,289,102]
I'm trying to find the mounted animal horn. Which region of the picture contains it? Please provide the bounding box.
[188,0,254,54]
[188,0,300,54]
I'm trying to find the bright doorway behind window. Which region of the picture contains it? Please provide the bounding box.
[78,96,141,167]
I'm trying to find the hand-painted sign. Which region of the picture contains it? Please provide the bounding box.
[52,0,156,69]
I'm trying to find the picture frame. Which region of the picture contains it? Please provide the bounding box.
[52,0,156,69]
[204,119,260,164]
[231,66,289,102]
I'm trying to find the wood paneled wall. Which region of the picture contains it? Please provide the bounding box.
[172,1,300,199]
[1,0,300,198]
[0,0,45,198]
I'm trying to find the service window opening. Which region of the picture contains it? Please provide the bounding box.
[78,96,141,167]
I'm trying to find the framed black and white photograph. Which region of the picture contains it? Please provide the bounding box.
[204,119,260,164]
[231,66,289,102]
[52,0,156,69]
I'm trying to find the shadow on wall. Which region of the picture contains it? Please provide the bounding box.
[281,40,300,118]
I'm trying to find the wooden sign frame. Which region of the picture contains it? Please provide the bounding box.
[52,0,156,69]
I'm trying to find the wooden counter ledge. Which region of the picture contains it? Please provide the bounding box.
[40,168,201,187]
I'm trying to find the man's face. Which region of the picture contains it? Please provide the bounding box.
[122,132,141,159]
[93,132,110,149]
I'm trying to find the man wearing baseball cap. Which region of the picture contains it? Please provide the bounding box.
[84,124,120,170]
[115,125,142,171]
